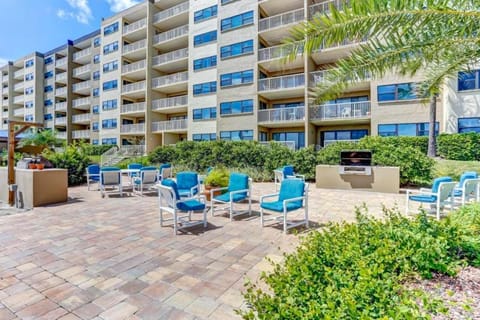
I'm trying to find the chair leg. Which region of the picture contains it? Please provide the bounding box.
[229,201,233,221]
[203,207,207,228]
[405,194,410,215]
[248,195,252,215]
[436,199,441,220]
[283,210,287,234]
[260,208,264,227]
[159,208,164,226]
[305,206,309,228]
[173,210,178,235]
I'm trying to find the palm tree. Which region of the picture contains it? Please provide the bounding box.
[287,0,480,157]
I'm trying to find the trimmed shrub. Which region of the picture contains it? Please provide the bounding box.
[292,146,318,180]
[317,141,357,164]
[437,132,480,161]
[148,145,177,164]
[45,143,91,186]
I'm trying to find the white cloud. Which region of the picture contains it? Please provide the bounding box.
[57,0,93,24]
[106,0,141,13]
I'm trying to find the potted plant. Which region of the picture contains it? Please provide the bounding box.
[204,167,230,201]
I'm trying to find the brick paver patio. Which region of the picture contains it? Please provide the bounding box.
[0,183,407,319]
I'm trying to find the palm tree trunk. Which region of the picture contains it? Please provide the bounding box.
[427,95,437,157]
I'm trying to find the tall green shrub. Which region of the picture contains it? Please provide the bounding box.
[46,143,91,186]
[437,132,480,161]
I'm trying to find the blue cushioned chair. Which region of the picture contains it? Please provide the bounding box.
[273,165,305,191]
[100,167,122,198]
[176,171,200,198]
[406,176,457,220]
[260,179,309,233]
[132,166,158,195]
[156,179,207,235]
[86,164,100,191]
[158,163,173,181]
[211,173,252,221]
[127,163,143,182]
[453,172,479,205]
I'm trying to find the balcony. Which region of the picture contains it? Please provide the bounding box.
[72,97,90,110]
[310,101,371,125]
[153,1,189,28]
[55,101,67,112]
[121,59,146,79]
[152,95,187,113]
[152,48,188,73]
[152,71,188,93]
[13,95,24,104]
[310,0,348,18]
[72,80,91,95]
[2,111,9,118]
[310,70,370,91]
[121,101,146,115]
[123,18,147,40]
[56,131,67,139]
[258,74,305,99]
[56,87,67,97]
[72,113,91,124]
[258,0,304,17]
[259,8,305,45]
[13,108,25,117]
[13,82,24,92]
[258,43,304,72]
[123,39,147,60]
[122,80,146,98]
[73,65,91,79]
[72,129,90,139]
[2,99,9,107]
[55,57,67,69]
[55,117,67,126]
[14,69,24,80]
[258,106,305,128]
[152,119,187,133]
[55,72,68,84]
[153,25,188,51]
[120,123,145,134]
[73,47,91,63]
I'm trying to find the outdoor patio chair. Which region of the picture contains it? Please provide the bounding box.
[453,172,480,205]
[405,176,457,220]
[86,164,100,191]
[158,163,173,181]
[127,163,142,183]
[176,171,200,198]
[274,165,305,191]
[260,179,309,234]
[211,173,252,221]
[132,166,158,195]
[100,167,123,198]
[156,179,207,235]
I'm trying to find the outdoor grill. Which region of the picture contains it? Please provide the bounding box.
[339,150,372,175]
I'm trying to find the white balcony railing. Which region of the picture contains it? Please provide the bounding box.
[122,59,146,74]
[55,117,67,125]
[152,95,188,110]
[258,74,305,91]
[2,111,8,118]
[153,25,188,45]
[73,65,91,77]
[310,70,370,85]
[153,1,189,23]
[258,106,305,123]
[14,69,24,79]
[13,95,24,104]
[73,80,91,92]
[55,101,67,111]
[55,72,67,82]
[123,39,147,54]
[72,97,90,107]
[121,101,146,113]
[123,18,147,34]
[13,108,25,116]
[13,82,24,91]
[55,57,67,67]
[310,101,371,120]
[56,87,67,96]
[259,8,305,32]
[152,72,188,88]
[258,43,303,62]
[152,119,187,132]
[122,80,146,93]
[121,123,145,134]
[72,130,90,139]
[56,131,67,139]
[152,48,188,66]
[73,47,92,61]
[72,113,91,123]
[310,0,349,17]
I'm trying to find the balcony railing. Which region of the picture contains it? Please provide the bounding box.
[122,59,146,74]
[258,106,305,123]
[122,80,146,93]
[152,72,188,88]
[154,1,189,23]
[153,25,188,45]
[55,57,67,67]
[259,8,305,32]
[72,113,91,123]
[55,72,67,82]
[121,101,146,113]
[14,69,24,79]
[55,101,67,111]
[258,74,305,91]
[152,95,188,110]
[72,97,90,107]
[258,43,303,62]
[72,130,90,139]
[2,111,8,118]
[152,119,187,132]
[56,131,67,139]
[123,39,146,54]
[13,108,25,116]
[73,80,91,92]
[13,82,24,91]
[55,117,67,125]
[310,101,371,120]
[73,65,91,77]
[13,95,24,104]
[323,139,360,147]
[56,87,67,96]
[121,123,145,134]
[73,47,91,61]
[310,0,349,17]
[123,18,147,34]
[152,48,188,66]
[310,70,370,85]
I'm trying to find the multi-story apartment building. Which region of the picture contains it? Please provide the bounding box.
[1,0,480,152]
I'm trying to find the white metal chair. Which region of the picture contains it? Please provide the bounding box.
[454,178,480,206]
[274,165,305,191]
[100,167,123,198]
[158,163,173,181]
[132,166,159,195]
[210,173,252,221]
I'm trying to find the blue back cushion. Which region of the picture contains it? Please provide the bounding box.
[140,166,157,171]
[177,172,198,189]
[161,179,180,200]
[431,176,453,193]
[160,163,172,170]
[283,165,294,177]
[279,179,305,207]
[228,173,248,192]
[101,166,120,172]
[459,171,478,186]
[88,164,100,174]
[128,163,142,170]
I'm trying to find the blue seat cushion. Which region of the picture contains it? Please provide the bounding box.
[177,199,205,211]
[214,192,247,203]
[409,195,437,203]
[261,200,302,212]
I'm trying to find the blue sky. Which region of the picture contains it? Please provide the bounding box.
[0,0,141,65]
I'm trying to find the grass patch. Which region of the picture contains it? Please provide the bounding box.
[433,159,480,180]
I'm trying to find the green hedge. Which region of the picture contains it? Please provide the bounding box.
[240,205,480,319]
[46,143,92,186]
[82,144,116,156]
[437,133,480,161]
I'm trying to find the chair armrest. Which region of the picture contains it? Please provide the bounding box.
[209,186,228,192]
[260,193,279,202]
[286,174,305,181]
[283,196,305,205]
[229,188,249,195]
[190,185,199,195]
[419,188,432,193]
[406,189,436,196]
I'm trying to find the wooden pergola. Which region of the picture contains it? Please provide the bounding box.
[7,120,43,206]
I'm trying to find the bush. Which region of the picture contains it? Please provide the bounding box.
[148,145,177,164]
[292,146,317,180]
[116,156,151,169]
[437,133,480,161]
[240,205,480,319]
[45,143,91,186]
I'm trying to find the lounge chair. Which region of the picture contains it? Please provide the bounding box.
[133,166,158,195]
[86,164,100,191]
[176,171,200,198]
[100,167,123,198]
[260,179,309,233]
[156,179,207,235]
[210,173,252,221]
[405,176,457,220]
[274,165,305,191]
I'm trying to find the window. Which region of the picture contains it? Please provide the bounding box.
[25,59,34,68]
[193,107,216,120]
[458,117,480,133]
[25,101,34,108]
[44,71,53,79]
[377,83,418,102]
[92,105,100,114]
[221,11,254,32]
[44,114,53,121]
[220,130,253,141]
[102,99,117,111]
[220,40,254,59]
[378,122,439,137]
[102,118,117,129]
[24,114,34,122]
[194,30,217,46]
[322,130,368,145]
[103,80,118,91]
[102,138,117,145]
[103,60,118,73]
[194,5,217,23]
[92,122,99,131]
[44,85,53,93]
[93,71,100,80]
[193,81,216,95]
[93,54,100,64]
[43,100,52,107]
[92,139,99,145]
[193,56,217,71]
[104,22,119,36]
[193,133,216,141]
[103,41,119,54]
[458,71,480,91]
[220,69,253,87]
[44,56,54,65]
[272,132,305,150]
[93,88,100,97]
[25,87,34,95]
[272,102,304,109]
[221,0,238,4]
[220,99,253,115]
[94,37,101,47]
[25,73,34,81]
